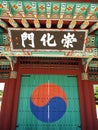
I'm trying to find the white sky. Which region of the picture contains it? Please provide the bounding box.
[96,106,98,119]
[0,83,5,91]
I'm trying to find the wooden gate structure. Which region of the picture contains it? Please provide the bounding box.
[0,0,98,130]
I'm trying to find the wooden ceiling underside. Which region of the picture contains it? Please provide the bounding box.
[0,1,98,34]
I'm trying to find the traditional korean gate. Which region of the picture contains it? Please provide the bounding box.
[16,74,81,130]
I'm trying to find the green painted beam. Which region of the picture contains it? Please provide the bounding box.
[0,46,98,58]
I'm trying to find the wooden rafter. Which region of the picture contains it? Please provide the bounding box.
[46,19,51,28]
[80,20,89,29]
[21,18,29,28]
[9,18,18,28]
[89,22,98,33]
[69,20,77,29]
[57,19,63,28]
[34,19,40,28]
[0,19,7,29]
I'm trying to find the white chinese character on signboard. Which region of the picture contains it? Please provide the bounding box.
[40,33,57,47]
[61,33,77,48]
[21,32,35,48]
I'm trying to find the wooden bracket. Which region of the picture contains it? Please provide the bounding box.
[4,55,14,71]
[85,57,94,73]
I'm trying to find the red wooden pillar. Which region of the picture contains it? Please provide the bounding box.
[10,73,21,130]
[0,78,16,130]
[77,60,88,130]
[90,81,98,130]
[78,74,87,130]
[82,80,98,130]
[10,59,21,130]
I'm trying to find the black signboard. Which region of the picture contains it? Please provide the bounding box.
[8,28,88,52]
